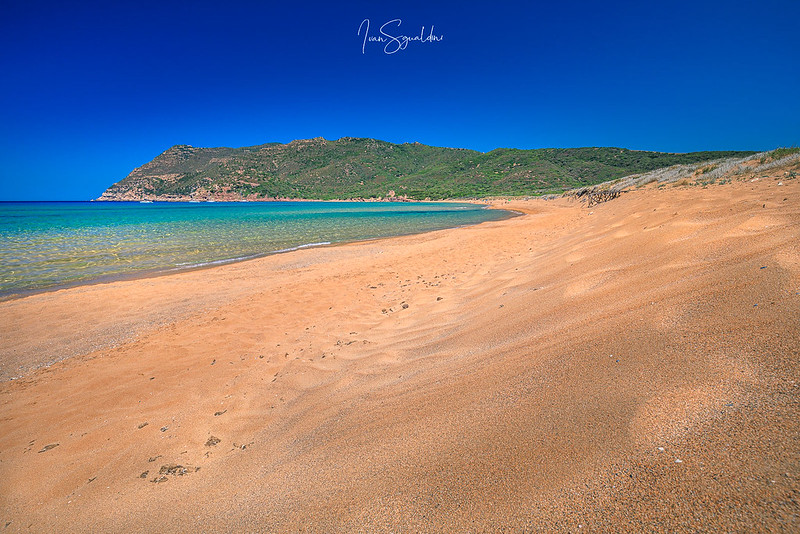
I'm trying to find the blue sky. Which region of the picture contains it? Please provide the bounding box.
[1,0,798,200]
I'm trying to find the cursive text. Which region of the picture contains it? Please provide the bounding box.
[358,18,444,55]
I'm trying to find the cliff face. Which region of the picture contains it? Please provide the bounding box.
[98,138,754,201]
[98,145,237,201]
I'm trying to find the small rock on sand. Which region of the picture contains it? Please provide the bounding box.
[159,464,187,476]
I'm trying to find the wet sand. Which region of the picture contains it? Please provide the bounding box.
[1,164,799,531]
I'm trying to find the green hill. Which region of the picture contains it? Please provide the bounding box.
[98,137,754,201]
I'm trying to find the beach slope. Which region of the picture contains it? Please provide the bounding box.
[1,162,799,531]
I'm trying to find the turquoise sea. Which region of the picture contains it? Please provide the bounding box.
[0,201,513,297]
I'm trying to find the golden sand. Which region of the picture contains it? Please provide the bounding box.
[1,166,798,531]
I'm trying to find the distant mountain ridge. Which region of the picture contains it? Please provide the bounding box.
[98,137,754,201]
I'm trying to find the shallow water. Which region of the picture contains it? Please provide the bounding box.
[0,201,512,296]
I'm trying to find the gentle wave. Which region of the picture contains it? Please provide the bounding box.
[171,242,332,269]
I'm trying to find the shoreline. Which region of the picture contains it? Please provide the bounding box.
[0,240,337,305]
[1,167,798,531]
[0,200,515,303]
[0,208,521,381]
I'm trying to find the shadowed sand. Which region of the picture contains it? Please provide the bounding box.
[1,165,798,531]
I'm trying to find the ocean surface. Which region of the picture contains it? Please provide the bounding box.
[0,201,513,297]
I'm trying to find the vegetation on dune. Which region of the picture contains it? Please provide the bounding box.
[101,137,756,200]
[564,146,800,206]
[761,146,799,163]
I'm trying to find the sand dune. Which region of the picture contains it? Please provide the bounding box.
[1,163,798,531]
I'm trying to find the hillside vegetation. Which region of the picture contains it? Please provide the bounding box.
[99,137,754,201]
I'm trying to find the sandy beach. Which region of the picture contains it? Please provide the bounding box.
[1,164,798,531]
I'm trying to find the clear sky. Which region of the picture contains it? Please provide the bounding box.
[1,0,798,200]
